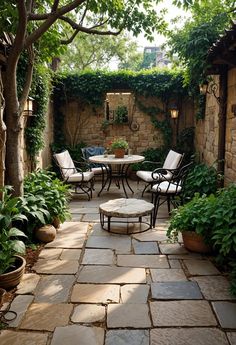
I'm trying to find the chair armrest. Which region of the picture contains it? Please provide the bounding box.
[151,167,178,181]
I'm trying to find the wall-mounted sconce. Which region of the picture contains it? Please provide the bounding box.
[170,106,179,119]
[23,96,34,116]
[231,104,236,116]
[199,80,220,104]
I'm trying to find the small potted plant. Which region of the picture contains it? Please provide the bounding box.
[110,138,129,158]
[0,186,28,289]
[167,193,215,253]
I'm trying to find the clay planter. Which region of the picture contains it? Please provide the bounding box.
[0,255,26,289]
[182,231,211,253]
[35,224,57,243]
[52,217,61,229]
[114,148,125,158]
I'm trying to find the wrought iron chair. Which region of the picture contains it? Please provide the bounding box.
[53,150,94,200]
[81,146,109,191]
[151,162,193,227]
[136,150,184,196]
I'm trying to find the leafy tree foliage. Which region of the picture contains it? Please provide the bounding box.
[60,32,140,71]
[166,0,235,89]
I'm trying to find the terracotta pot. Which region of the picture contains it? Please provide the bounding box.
[182,231,211,253]
[35,224,56,243]
[0,255,26,289]
[114,148,125,158]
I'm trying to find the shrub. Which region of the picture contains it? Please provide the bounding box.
[182,163,221,201]
[24,170,71,228]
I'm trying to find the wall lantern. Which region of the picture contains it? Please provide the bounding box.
[199,80,220,104]
[170,106,179,119]
[23,96,34,116]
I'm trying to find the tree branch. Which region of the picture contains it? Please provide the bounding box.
[51,0,60,13]
[25,0,86,47]
[61,29,80,45]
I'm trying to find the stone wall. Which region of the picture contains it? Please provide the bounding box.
[195,76,219,165]
[60,94,195,155]
[225,68,236,185]
[195,70,236,185]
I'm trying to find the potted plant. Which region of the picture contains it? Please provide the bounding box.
[167,193,216,253]
[110,138,129,158]
[0,186,28,289]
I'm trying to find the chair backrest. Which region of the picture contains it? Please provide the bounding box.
[53,150,76,179]
[81,146,105,160]
[163,150,183,170]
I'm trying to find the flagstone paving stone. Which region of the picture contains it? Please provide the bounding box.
[86,236,131,253]
[151,281,202,300]
[227,332,236,345]
[38,248,63,260]
[121,284,149,303]
[132,239,159,254]
[150,328,229,345]
[45,233,86,248]
[183,259,221,275]
[51,325,104,345]
[168,259,181,268]
[20,303,73,331]
[33,259,79,274]
[59,248,82,260]
[71,304,106,323]
[77,266,146,284]
[16,273,40,295]
[58,221,88,233]
[107,304,151,328]
[167,253,203,260]
[150,268,187,282]
[6,295,34,328]
[0,331,48,345]
[105,330,149,345]
[132,230,169,242]
[212,302,236,329]
[117,254,169,268]
[34,275,75,303]
[159,243,188,254]
[71,284,120,303]
[192,276,234,300]
[82,249,114,265]
[150,301,217,326]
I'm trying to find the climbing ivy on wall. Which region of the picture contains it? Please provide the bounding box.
[53,69,189,151]
[17,56,51,165]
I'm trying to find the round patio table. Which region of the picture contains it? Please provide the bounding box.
[89,154,144,198]
[99,198,154,234]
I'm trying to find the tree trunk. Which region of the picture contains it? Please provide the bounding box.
[0,68,6,196]
[4,61,24,197]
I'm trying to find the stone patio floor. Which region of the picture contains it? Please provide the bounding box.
[0,180,236,345]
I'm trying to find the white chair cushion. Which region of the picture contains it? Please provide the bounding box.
[163,150,182,170]
[136,170,172,182]
[151,181,182,194]
[54,150,76,178]
[67,171,94,183]
[91,166,109,175]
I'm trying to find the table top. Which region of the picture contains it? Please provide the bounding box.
[89,154,144,165]
[99,198,154,217]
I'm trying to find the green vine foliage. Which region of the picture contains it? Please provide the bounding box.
[53,69,188,154]
[17,56,51,164]
[25,65,51,163]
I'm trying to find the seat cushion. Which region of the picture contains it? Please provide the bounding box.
[67,171,94,182]
[151,181,182,194]
[54,150,77,178]
[136,170,172,183]
[163,150,182,170]
[91,166,109,175]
